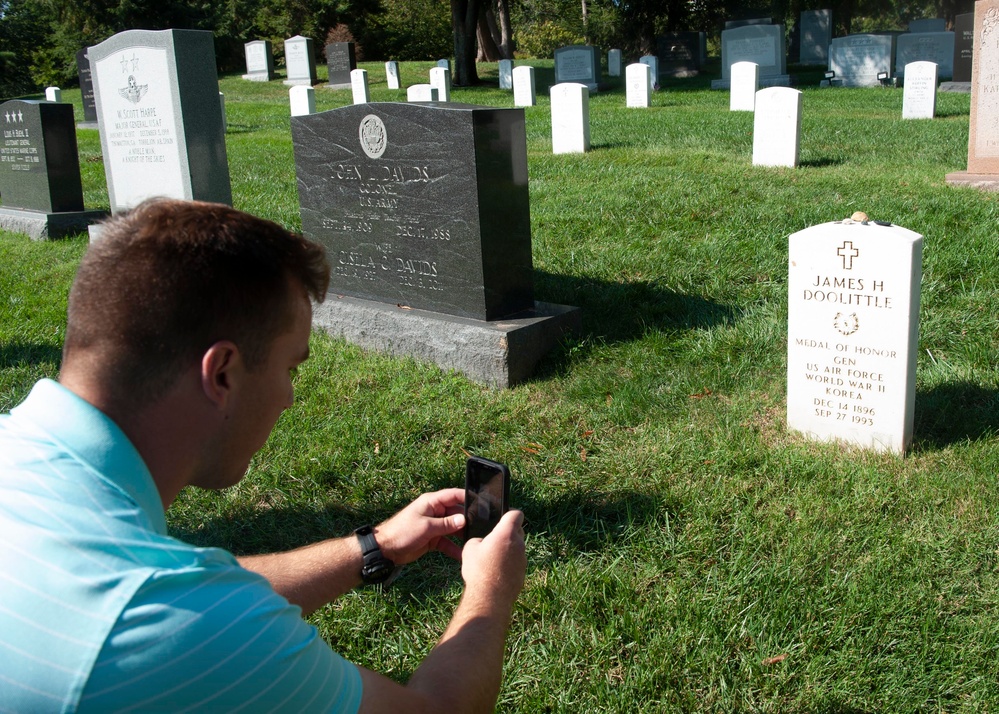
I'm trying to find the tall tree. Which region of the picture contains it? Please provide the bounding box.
[450,0,480,84]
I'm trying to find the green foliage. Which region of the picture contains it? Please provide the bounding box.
[514,20,583,58]
[0,0,52,97]
[367,0,451,61]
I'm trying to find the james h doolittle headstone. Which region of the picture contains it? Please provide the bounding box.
[0,100,106,239]
[787,213,922,454]
[946,0,999,190]
[88,29,232,215]
[290,102,580,387]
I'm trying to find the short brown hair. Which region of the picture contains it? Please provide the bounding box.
[63,199,329,409]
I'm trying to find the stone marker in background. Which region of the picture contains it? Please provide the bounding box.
[608,49,622,77]
[713,25,789,89]
[499,59,513,89]
[290,86,315,116]
[290,101,580,387]
[242,40,275,81]
[75,49,99,128]
[895,31,954,80]
[639,55,659,87]
[799,9,832,65]
[626,63,652,107]
[430,66,451,101]
[407,84,438,102]
[513,66,536,106]
[551,83,590,154]
[88,29,232,216]
[950,12,974,85]
[554,45,601,90]
[752,87,802,167]
[787,214,922,454]
[283,35,317,86]
[218,92,227,133]
[947,0,999,190]
[44,87,61,102]
[730,61,759,111]
[902,61,937,119]
[828,34,895,86]
[726,17,771,29]
[385,61,401,89]
[908,18,946,33]
[437,59,451,69]
[326,42,356,89]
[656,32,703,78]
[351,69,370,104]
[0,100,106,238]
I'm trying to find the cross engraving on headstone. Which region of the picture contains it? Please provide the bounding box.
[837,241,860,269]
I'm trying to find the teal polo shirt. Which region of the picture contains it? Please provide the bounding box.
[0,379,362,713]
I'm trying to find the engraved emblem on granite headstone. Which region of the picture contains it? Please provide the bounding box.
[359,114,387,159]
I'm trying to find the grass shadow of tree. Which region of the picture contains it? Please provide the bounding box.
[0,343,63,369]
[912,380,999,449]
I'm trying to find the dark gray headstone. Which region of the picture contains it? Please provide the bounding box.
[553,46,601,90]
[88,29,231,213]
[799,9,832,65]
[326,42,357,88]
[1,100,84,213]
[292,102,534,321]
[954,12,974,82]
[75,49,98,123]
[656,32,702,77]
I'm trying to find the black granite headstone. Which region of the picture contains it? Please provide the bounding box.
[76,49,98,123]
[954,12,974,83]
[292,102,534,321]
[656,32,703,77]
[326,42,357,88]
[1,100,84,213]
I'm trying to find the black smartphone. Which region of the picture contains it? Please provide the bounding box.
[464,456,510,541]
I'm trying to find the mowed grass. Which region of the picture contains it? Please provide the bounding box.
[3,61,999,711]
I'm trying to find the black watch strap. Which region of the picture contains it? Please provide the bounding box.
[354,525,396,585]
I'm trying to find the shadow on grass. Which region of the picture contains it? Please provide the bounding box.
[912,380,999,448]
[0,343,62,369]
[799,157,846,168]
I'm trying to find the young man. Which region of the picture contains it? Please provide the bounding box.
[0,199,526,712]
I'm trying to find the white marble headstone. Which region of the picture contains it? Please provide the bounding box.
[499,59,513,89]
[436,59,451,70]
[430,66,451,101]
[902,61,938,119]
[787,217,922,454]
[350,69,370,104]
[513,65,536,107]
[550,83,590,154]
[730,61,759,111]
[45,87,62,102]
[608,49,623,77]
[385,61,401,90]
[407,84,439,102]
[626,63,652,108]
[829,34,895,87]
[752,87,802,167]
[289,85,315,116]
[639,55,659,87]
[284,35,317,86]
[243,40,274,81]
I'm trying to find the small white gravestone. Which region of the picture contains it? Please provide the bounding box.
[219,92,226,132]
[626,63,652,108]
[550,83,590,154]
[513,66,536,106]
[787,214,922,454]
[437,58,450,70]
[895,32,954,80]
[902,61,938,119]
[283,35,317,86]
[639,55,659,88]
[351,69,370,104]
[407,84,439,102]
[752,87,802,167]
[289,85,315,116]
[385,61,401,89]
[499,59,513,89]
[730,61,759,111]
[608,49,623,77]
[430,66,451,101]
[45,87,62,102]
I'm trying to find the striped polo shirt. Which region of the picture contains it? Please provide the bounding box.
[0,379,362,712]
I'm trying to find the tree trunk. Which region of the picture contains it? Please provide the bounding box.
[451,0,481,85]
[495,0,514,59]
[477,10,500,61]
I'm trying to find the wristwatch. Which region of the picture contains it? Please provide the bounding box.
[354,525,396,585]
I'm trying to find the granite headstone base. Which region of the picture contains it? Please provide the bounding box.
[944,171,999,190]
[711,75,791,90]
[0,206,107,240]
[76,121,100,130]
[313,297,582,388]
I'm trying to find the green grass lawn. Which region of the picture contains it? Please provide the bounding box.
[3,61,999,711]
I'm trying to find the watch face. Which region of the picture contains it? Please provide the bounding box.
[363,559,394,584]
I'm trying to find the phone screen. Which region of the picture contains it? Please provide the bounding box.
[464,457,510,540]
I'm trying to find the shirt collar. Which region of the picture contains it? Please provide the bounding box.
[11,378,168,535]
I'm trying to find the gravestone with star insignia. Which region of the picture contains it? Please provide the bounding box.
[786,214,922,454]
[0,100,106,239]
[88,29,231,215]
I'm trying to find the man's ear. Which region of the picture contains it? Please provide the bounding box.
[200,341,241,409]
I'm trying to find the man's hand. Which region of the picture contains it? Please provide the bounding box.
[374,488,467,565]
[460,509,527,601]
